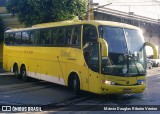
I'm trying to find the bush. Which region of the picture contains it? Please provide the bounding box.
[0,0,6,7]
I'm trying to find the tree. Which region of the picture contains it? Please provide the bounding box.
[0,0,6,6]
[6,0,88,26]
[0,16,4,43]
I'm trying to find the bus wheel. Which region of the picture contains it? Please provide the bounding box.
[72,75,80,94]
[73,76,80,94]
[21,66,28,81]
[13,64,19,78]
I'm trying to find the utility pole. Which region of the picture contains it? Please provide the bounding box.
[87,0,94,20]
[87,0,112,20]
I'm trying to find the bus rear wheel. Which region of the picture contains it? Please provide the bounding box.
[13,64,19,78]
[21,66,28,81]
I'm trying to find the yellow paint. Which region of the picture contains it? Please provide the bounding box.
[0,44,3,63]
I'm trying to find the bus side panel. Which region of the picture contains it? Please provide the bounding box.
[66,48,89,91]
[3,46,16,72]
[28,59,41,79]
[48,48,65,85]
[76,51,89,91]
[88,70,101,93]
[40,60,53,78]
[73,63,89,91]
[0,44,3,63]
[59,62,67,85]
[4,46,23,73]
[3,54,8,71]
[3,45,9,71]
[8,56,15,72]
[40,60,65,85]
[26,47,66,85]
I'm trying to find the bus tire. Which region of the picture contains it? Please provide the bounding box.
[20,65,28,81]
[13,64,19,78]
[69,74,80,94]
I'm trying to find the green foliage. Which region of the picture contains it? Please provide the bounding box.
[0,16,4,43]
[0,0,6,6]
[6,0,88,26]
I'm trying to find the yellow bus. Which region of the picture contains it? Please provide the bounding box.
[0,43,2,63]
[3,20,157,94]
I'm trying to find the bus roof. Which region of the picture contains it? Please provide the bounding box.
[6,20,140,32]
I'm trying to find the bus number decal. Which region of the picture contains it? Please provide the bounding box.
[60,50,71,57]
[24,50,33,54]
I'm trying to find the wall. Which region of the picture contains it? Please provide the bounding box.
[143,31,160,56]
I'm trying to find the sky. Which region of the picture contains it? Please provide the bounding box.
[93,0,160,19]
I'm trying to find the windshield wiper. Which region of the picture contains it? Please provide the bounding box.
[128,53,146,76]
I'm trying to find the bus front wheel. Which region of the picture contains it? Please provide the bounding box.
[69,74,80,94]
[21,65,28,81]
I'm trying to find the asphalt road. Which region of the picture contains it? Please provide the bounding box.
[0,67,160,114]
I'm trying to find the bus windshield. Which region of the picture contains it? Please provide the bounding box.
[99,26,147,76]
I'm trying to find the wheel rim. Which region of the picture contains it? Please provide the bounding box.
[15,70,18,76]
[13,66,18,77]
[14,70,18,76]
[22,70,26,77]
[21,67,27,81]
[73,79,77,90]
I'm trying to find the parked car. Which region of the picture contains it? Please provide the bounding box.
[148,55,160,67]
[147,59,153,69]
[150,59,160,67]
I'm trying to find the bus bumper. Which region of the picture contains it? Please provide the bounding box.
[98,84,146,94]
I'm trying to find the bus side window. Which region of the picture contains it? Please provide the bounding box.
[46,29,52,45]
[52,28,58,45]
[9,33,15,45]
[30,30,40,45]
[66,27,73,45]
[22,31,30,45]
[56,27,66,45]
[71,26,81,46]
[41,29,52,45]
[15,32,22,45]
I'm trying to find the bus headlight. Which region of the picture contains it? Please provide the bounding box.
[101,80,115,85]
[137,80,146,85]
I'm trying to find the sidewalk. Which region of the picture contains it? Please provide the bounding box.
[0,64,14,75]
[0,63,5,73]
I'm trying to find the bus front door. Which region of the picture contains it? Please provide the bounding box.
[88,44,100,93]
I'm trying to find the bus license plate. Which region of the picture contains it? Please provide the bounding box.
[123,88,131,93]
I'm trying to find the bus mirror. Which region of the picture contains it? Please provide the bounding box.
[144,42,158,59]
[98,38,108,57]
